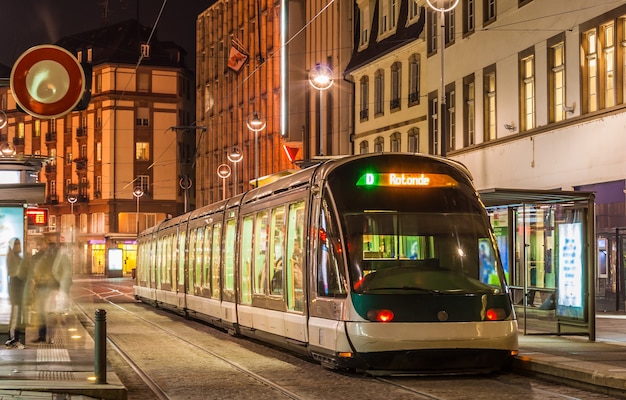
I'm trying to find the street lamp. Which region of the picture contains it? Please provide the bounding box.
[309,64,333,156]
[217,163,231,200]
[67,194,77,271]
[426,0,459,157]
[0,110,7,129]
[227,146,243,195]
[246,111,266,188]
[132,187,144,236]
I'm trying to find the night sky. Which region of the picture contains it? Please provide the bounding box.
[1,0,216,70]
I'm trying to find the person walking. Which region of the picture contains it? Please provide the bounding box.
[28,241,61,344]
[5,238,28,349]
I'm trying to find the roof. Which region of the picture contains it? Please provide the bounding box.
[478,188,595,208]
[345,5,425,74]
[55,19,188,69]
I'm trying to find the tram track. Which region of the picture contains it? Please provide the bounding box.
[71,280,618,400]
[75,286,312,400]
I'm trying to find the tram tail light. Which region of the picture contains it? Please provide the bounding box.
[485,308,507,321]
[367,309,394,322]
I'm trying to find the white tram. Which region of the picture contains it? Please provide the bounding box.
[134,154,518,374]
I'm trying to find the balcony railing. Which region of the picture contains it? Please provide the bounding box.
[45,132,57,142]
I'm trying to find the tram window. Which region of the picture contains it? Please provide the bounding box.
[269,206,286,296]
[286,201,305,311]
[202,225,213,293]
[240,215,254,304]
[194,227,204,293]
[211,223,221,298]
[224,219,237,292]
[188,228,197,293]
[254,212,269,294]
[178,230,186,288]
[317,197,348,297]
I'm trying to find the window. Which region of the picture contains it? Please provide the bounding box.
[374,69,384,116]
[390,132,401,152]
[136,107,150,126]
[317,195,347,297]
[549,38,566,123]
[360,76,369,120]
[286,201,305,311]
[379,0,398,34]
[34,120,40,137]
[446,8,455,45]
[254,211,269,294]
[390,62,401,110]
[95,73,102,94]
[483,66,497,141]
[463,0,475,35]
[603,22,616,108]
[136,142,150,161]
[484,0,496,25]
[408,0,420,21]
[428,9,438,54]
[137,175,150,194]
[409,54,420,105]
[96,176,102,196]
[96,108,102,128]
[137,71,150,92]
[359,141,369,154]
[140,44,150,58]
[359,3,370,46]
[583,29,598,113]
[429,92,438,154]
[66,146,72,165]
[374,137,384,152]
[463,74,475,147]
[520,51,535,131]
[96,141,102,162]
[269,206,286,296]
[408,128,419,153]
[446,86,456,151]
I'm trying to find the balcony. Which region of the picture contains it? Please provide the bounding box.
[44,164,57,173]
[45,132,57,142]
[12,137,25,146]
[73,157,88,170]
[47,194,59,204]
[76,127,86,137]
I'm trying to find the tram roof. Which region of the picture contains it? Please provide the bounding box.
[478,188,595,208]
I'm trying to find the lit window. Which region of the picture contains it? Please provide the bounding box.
[136,142,150,161]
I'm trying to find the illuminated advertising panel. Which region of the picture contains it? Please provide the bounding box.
[557,222,584,319]
[26,208,48,227]
[0,207,25,297]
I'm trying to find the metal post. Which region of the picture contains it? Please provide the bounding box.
[439,9,447,157]
[319,90,324,156]
[94,309,107,384]
[255,131,259,188]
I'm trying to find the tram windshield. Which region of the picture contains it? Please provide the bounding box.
[326,159,506,296]
[343,211,503,295]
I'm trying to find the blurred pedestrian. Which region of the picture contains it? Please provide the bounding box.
[5,238,28,349]
[28,241,62,344]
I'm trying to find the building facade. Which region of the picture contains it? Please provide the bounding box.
[195,0,354,206]
[349,0,626,309]
[0,20,195,275]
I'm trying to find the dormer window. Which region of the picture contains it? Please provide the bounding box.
[141,44,150,58]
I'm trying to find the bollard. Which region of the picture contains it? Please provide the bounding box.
[94,309,107,384]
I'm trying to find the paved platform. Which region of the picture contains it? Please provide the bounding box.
[0,295,127,400]
[3,286,626,399]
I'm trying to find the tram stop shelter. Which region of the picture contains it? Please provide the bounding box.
[478,188,596,340]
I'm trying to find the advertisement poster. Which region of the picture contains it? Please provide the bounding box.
[557,222,584,319]
[0,207,25,298]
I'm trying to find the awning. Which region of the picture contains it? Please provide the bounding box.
[478,188,595,208]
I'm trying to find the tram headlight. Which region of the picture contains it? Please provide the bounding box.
[367,309,395,322]
[485,308,507,321]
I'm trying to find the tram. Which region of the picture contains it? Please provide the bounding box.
[134,153,518,375]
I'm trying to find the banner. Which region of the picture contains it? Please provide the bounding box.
[227,38,249,72]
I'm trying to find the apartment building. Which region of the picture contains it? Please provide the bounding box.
[0,19,195,275]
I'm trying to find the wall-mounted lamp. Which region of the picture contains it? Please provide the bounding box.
[504,123,516,132]
[563,102,576,114]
